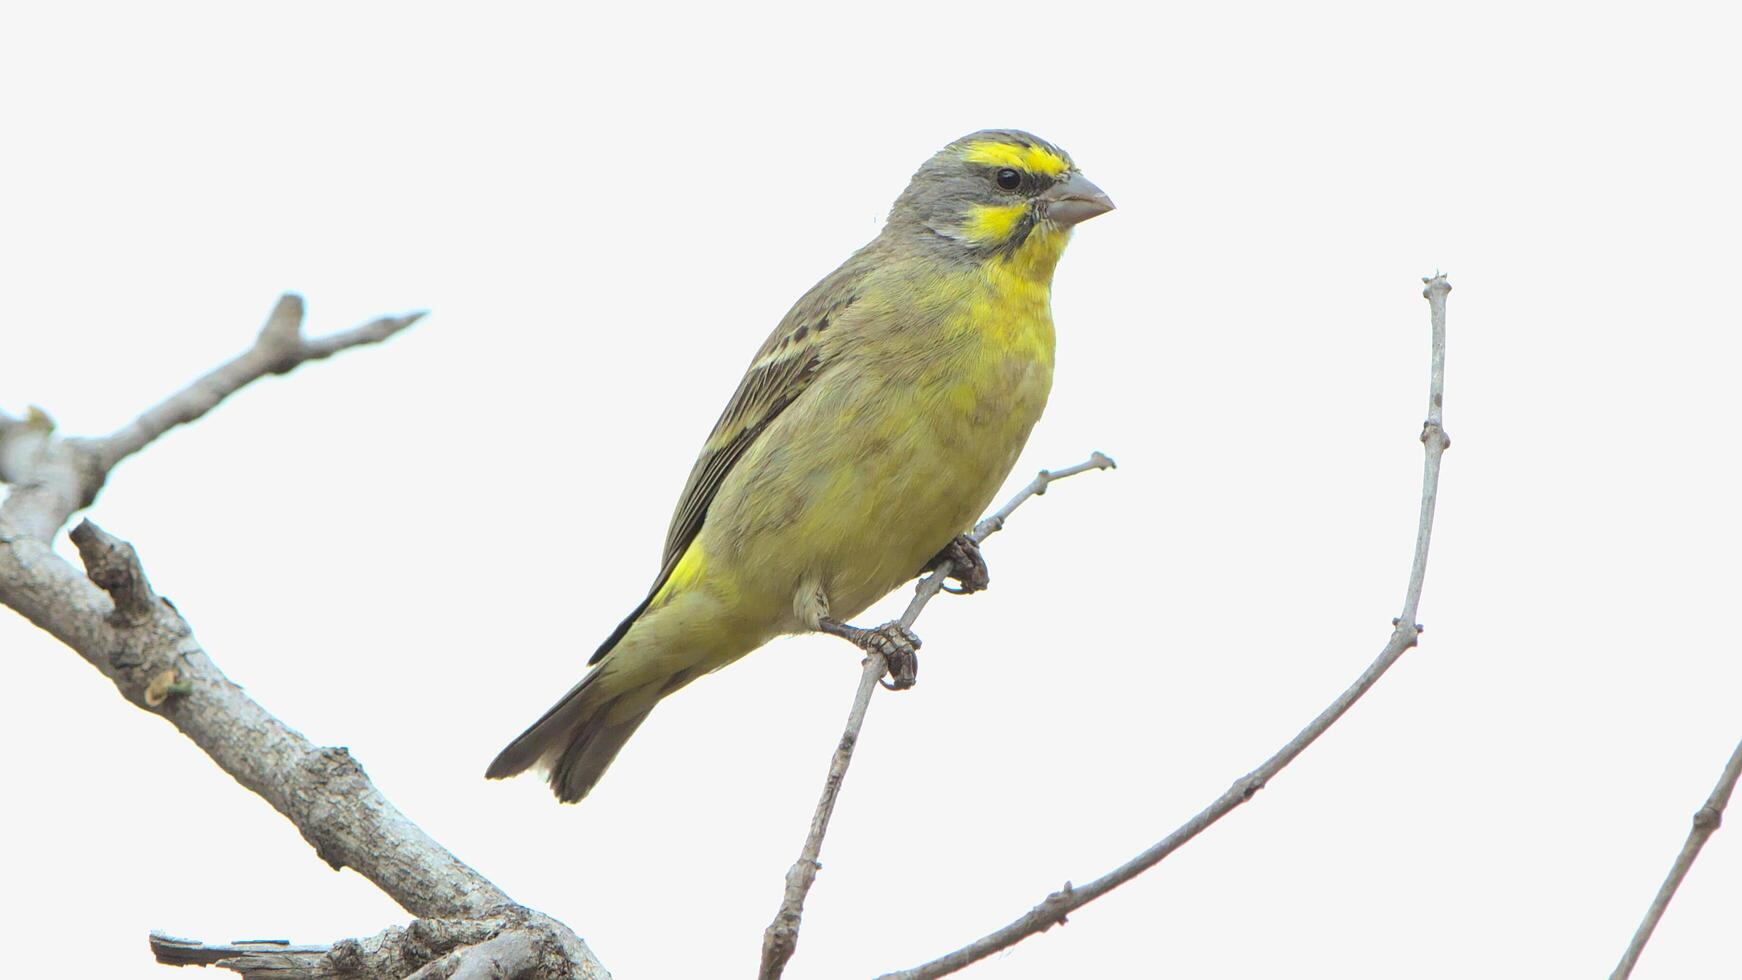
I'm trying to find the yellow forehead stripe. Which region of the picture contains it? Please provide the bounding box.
[962,139,1071,177]
[962,202,1029,242]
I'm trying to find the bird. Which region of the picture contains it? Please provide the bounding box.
[487,129,1113,803]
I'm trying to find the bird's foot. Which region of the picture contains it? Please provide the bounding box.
[923,534,990,595]
[820,619,922,690]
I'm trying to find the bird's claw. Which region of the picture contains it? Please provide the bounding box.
[864,622,921,690]
[925,534,990,595]
[821,618,921,689]
[818,619,919,689]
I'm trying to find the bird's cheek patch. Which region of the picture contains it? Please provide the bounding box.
[962,203,1030,243]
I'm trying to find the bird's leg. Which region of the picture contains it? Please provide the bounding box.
[922,534,990,595]
[819,619,922,690]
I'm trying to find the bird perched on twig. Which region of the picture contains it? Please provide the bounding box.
[487,129,1113,803]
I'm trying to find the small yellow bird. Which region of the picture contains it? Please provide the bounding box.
[488,129,1112,802]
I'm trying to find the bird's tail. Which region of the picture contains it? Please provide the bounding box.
[485,667,659,804]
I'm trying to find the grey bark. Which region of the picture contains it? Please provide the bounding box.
[1609,735,1742,978]
[1,297,608,979]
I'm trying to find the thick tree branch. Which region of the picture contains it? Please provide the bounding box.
[1,301,606,978]
[874,273,1454,979]
[0,516,608,976]
[758,452,1117,980]
[1609,735,1742,979]
[0,294,423,541]
[401,929,543,980]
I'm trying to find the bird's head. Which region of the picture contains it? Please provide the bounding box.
[889,129,1114,275]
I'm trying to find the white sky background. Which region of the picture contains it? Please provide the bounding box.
[3,1,1740,976]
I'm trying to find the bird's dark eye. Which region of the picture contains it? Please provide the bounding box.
[995,168,1022,190]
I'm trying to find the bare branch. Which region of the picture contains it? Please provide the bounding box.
[875,274,1455,980]
[3,520,502,911]
[1,298,603,977]
[0,294,423,541]
[150,918,501,978]
[151,935,338,973]
[151,910,584,980]
[759,655,886,980]
[1,514,608,976]
[401,929,542,980]
[93,294,425,471]
[1610,735,1742,979]
[899,452,1115,630]
[758,452,1117,980]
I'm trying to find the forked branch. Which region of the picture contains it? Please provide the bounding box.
[0,299,608,978]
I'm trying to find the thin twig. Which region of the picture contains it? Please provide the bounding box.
[900,452,1116,631]
[757,452,1117,980]
[876,273,1454,980]
[758,654,887,980]
[93,293,425,472]
[1609,735,1742,979]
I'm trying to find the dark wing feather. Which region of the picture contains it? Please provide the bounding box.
[587,272,864,665]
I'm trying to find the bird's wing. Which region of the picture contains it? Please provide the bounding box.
[588,270,865,665]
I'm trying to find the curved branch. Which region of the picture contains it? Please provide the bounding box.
[876,273,1454,979]
[758,452,1117,980]
[0,517,607,976]
[94,294,424,472]
[20,513,513,918]
[1,299,604,978]
[1609,735,1742,979]
[0,293,423,541]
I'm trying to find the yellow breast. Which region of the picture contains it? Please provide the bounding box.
[690,225,1069,631]
[804,232,1062,616]
[943,224,1065,424]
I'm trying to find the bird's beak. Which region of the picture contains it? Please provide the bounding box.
[1041,173,1115,227]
